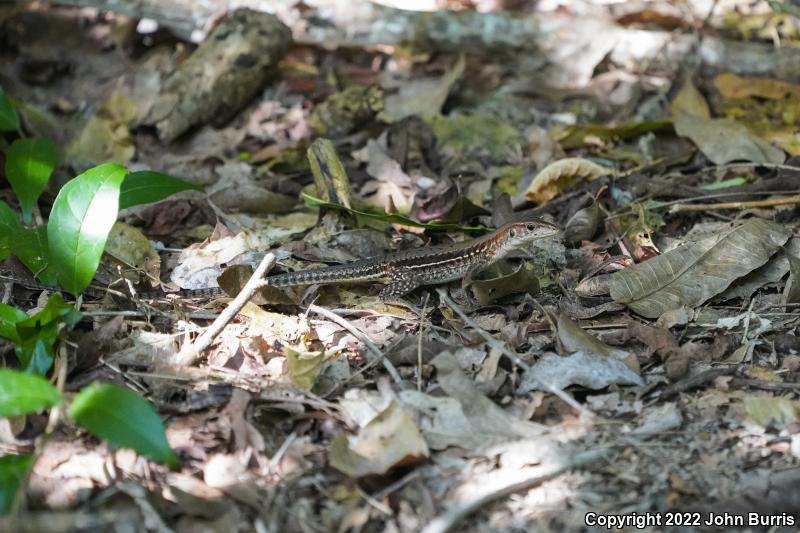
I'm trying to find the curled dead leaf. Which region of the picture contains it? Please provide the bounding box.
[525,158,613,205]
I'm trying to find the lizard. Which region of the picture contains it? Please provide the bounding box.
[2,218,560,301]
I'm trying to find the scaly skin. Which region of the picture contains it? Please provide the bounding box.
[264,218,560,299]
[3,218,560,301]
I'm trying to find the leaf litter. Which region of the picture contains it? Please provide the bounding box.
[2,1,800,532]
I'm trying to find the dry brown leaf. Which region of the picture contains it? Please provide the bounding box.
[670,78,710,119]
[525,158,613,205]
[715,72,800,100]
[328,400,429,477]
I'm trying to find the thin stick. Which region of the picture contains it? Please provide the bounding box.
[421,448,611,533]
[436,289,590,417]
[307,304,403,384]
[418,293,430,391]
[175,253,275,366]
[669,194,800,212]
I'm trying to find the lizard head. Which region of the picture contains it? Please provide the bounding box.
[494,218,560,259]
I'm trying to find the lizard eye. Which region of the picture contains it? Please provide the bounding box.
[509,229,517,238]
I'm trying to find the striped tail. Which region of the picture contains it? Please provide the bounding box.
[265,259,386,287]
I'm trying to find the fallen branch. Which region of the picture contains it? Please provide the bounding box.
[307,304,403,385]
[175,253,275,366]
[421,447,612,533]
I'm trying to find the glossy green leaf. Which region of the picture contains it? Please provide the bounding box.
[47,163,127,295]
[69,384,178,469]
[0,369,63,417]
[0,303,27,342]
[0,454,34,515]
[302,194,485,232]
[5,138,58,224]
[0,87,19,132]
[118,170,203,210]
[13,294,81,375]
[16,292,81,337]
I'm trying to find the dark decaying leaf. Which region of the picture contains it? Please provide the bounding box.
[563,199,601,243]
[611,218,791,318]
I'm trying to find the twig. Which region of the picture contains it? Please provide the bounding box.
[307,304,403,384]
[175,253,275,366]
[421,448,612,533]
[435,289,590,417]
[418,293,430,391]
[669,194,800,212]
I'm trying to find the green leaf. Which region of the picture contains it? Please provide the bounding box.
[11,225,58,286]
[118,170,203,210]
[47,163,128,295]
[0,454,34,515]
[13,294,81,375]
[5,138,58,224]
[16,292,81,337]
[0,200,22,261]
[0,303,27,342]
[69,384,178,469]
[0,369,63,417]
[0,87,20,132]
[302,194,485,232]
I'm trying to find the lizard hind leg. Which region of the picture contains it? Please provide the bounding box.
[379,275,420,301]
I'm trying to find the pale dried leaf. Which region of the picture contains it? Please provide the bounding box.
[380,54,465,122]
[517,351,644,393]
[558,314,639,374]
[431,352,544,438]
[611,219,791,318]
[328,400,429,477]
[670,78,710,119]
[525,158,613,205]
[673,112,785,165]
[743,396,800,428]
